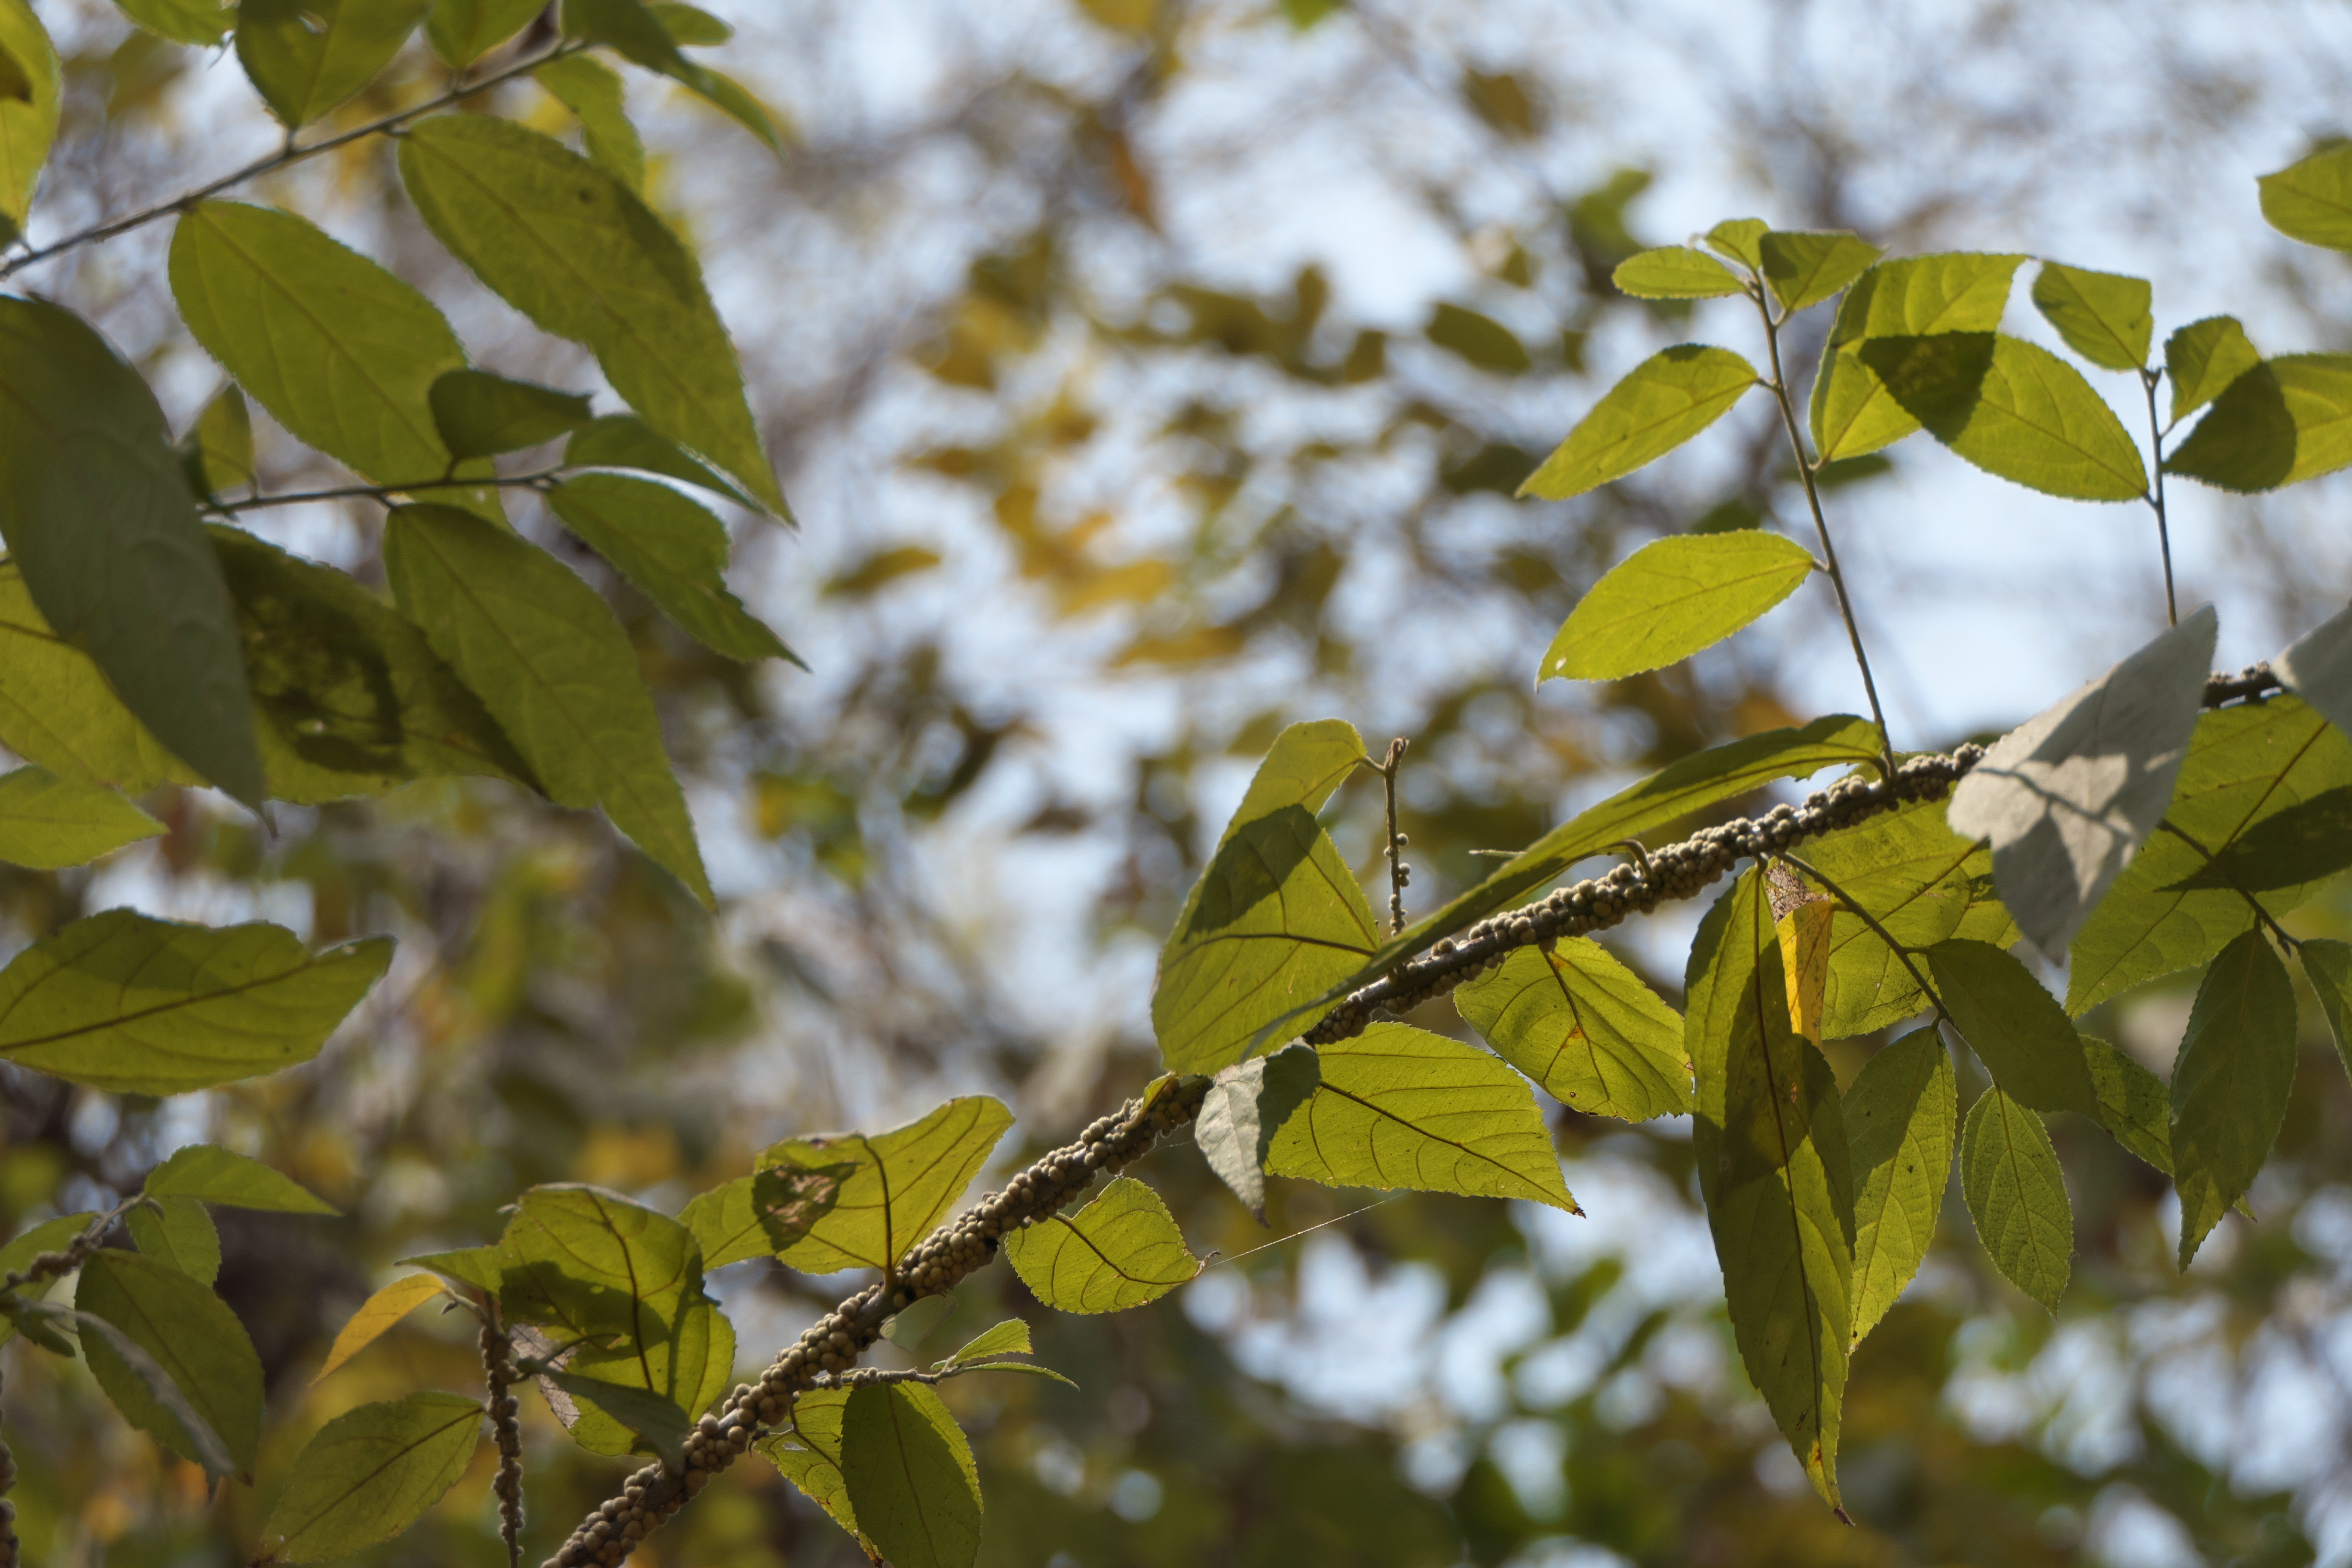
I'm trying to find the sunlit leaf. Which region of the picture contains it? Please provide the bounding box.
[428,369,593,459]
[2171,930,2298,1267]
[1844,1028,1953,1348]
[2277,600,2352,745]
[1612,246,1743,300]
[1926,939,2098,1116]
[1266,1022,1579,1210]
[1857,331,2145,500]
[1960,1087,2071,1311]
[1757,230,1880,314]
[384,502,711,905]
[0,297,263,804]
[2166,354,2352,491]
[679,1161,854,1271]
[0,765,159,869]
[1947,606,2216,958]
[546,473,797,664]
[236,0,432,128]
[313,1274,448,1384]
[76,1248,262,1477]
[0,910,391,1094]
[1540,530,1815,682]
[757,1388,867,1550]
[840,1383,983,1568]
[758,1096,1014,1276]
[536,53,646,191]
[543,1371,691,1471]
[261,1392,484,1562]
[1195,1043,1320,1220]
[1776,899,1834,1044]
[127,1195,220,1285]
[942,1319,1032,1367]
[1518,345,1757,501]
[2030,261,2153,371]
[1004,1176,1200,1313]
[0,0,58,243]
[425,0,545,64]
[2081,1035,2173,1175]
[2164,316,2260,426]
[1453,939,1690,1121]
[1704,217,1767,270]
[145,1143,339,1213]
[1807,252,2024,460]
[2257,142,2352,252]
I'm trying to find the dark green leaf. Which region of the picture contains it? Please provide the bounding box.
[236,0,432,128]
[76,1248,262,1476]
[144,1143,338,1213]
[757,1388,867,1550]
[2030,261,2153,371]
[1844,1029,1954,1348]
[536,53,646,191]
[0,24,29,95]
[1195,1042,1320,1220]
[1704,217,1767,270]
[1807,252,2025,460]
[428,369,594,459]
[0,765,159,868]
[1003,1176,1200,1313]
[113,0,231,42]
[1540,530,1814,681]
[1758,230,1881,314]
[2166,354,2352,492]
[840,1383,983,1568]
[44,1302,236,1473]
[0,561,197,793]
[2306,940,2352,1087]
[1960,1087,2072,1311]
[425,0,544,64]
[1683,871,1851,1512]
[1453,938,1690,1121]
[384,502,711,904]
[1947,606,2217,958]
[1926,939,2098,1116]
[1612,246,1743,300]
[1266,1022,1580,1210]
[2081,1034,2174,1175]
[2164,316,2260,426]
[2067,694,2352,1011]
[0,910,391,1094]
[260,1392,484,1562]
[2278,600,2352,745]
[178,383,254,503]
[758,1096,1014,1276]
[127,1194,221,1284]
[564,413,759,511]
[0,297,263,804]
[1425,302,1531,374]
[1519,345,1757,500]
[399,115,788,515]
[560,0,782,151]
[1857,331,2145,500]
[0,0,57,241]
[1152,720,1378,1075]
[2172,930,2299,1266]
[546,473,796,664]
[2258,142,2352,251]
[649,1,728,43]
[543,1371,691,1471]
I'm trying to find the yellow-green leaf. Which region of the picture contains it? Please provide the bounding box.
[383,502,711,905]
[2082,1034,2174,1175]
[758,1096,1014,1276]
[1004,1176,1199,1313]
[1857,331,2145,500]
[76,1248,263,1477]
[546,473,796,664]
[1704,217,1767,270]
[145,1143,338,1213]
[839,1383,982,1568]
[180,383,253,499]
[428,368,593,459]
[2258,142,2352,252]
[261,1392,484,1562]
[678,1161,856,1271]
[1539,530,1814,682]
[313,1274,448,1384]
[0,0,58,242]
[1612,246,1743,300]
[2306,940,2352,1088]
[2277,600,2352,746]
[1960,1087,2071,1311]
[1844,1028,1953,1348]
[1266,1022,1579,1210]
[236,0,431,128]
[425,0,544,64]
[126,1194,221,1285]
[757,1388,867,1550]
[1453,938,1690,1121]
[1807,252,2025,460]
[942,1319,1032,1367]
[2172,930,2298,1268]
[536,52,646,191]
[0,560,199,794]
[1195,1044,1320,1220]
[2166,354,2352,492]
[2030,261,2153,371]
[1758,230,1881,314]
[115,0,234,44]
[0,765,159,868]
[2164,316,2260,426]
[1518,345,1757,501]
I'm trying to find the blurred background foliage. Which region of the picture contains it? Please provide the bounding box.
[8,0,2352,1564]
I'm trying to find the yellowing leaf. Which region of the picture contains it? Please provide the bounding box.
[1807,252,2025,460]
[313,1275,447,1384]
[1453,940,1690,1121]
[1844,1029,1954,1348]
[1520,345,1757,501]
[2171,930,2298,1268]
[1004,1176,1199,1313]
[1540,530,1815,683]
[1776,900,1835,1044]
[1960,1087,2071,1311]
[757,1388,866,1550]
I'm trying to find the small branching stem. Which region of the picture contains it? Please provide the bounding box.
[480,1308,526,1568]
[211,469,567,516]
[1381,738,1410,935]
[2140,370,2180,627]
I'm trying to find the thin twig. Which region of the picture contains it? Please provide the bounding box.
[2140,368,2179,627]
[211,469,566,515]
[1381,738,1410,935]
[0,41,587,280]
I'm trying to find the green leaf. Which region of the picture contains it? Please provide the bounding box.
[758,1096,1014,1276]
[384,502,711,904]
[213,526,541,803]
[1004,1176,1199,1314]
[2278,600,2352,746]
[840,1383,983,1568]
[179,383,254,500]
[1856,331,2146,500]
[564,413,759,511]
[1926,939,2098,1116]
[0,765,160,869]
[1960,1087,2072,1311]
[560,0,783,151]
[2172,929,2299,1268]
[1843,1028,1954,1349]
[399,114,787,516]
[543,1371,691,1472]
[0,1212,92,1349]
[0,297,264,805]
[0,910,391,1094]
[1539,530,1814,682]
[942,1319,1032,1367]
[1266,1022,1580,1210]
[1453,938,1691,1121]
[127,1194,221,1285]
[1948,606,2217,959]
[428,369,594,459]
[2030,261,2153,371]
[1704,217,1767,270]
[536,53,646,191]
[2258,142,2352,252]
[1758,230,1881,314]
[2306,940,2352,1087]
[261,1392,484,1562]
[2066,693,2352,1011]
[170,202,501,523]
[649,1,729,43]
[946,1359,1077,1387]
[115,0,233,43]
[1424,302,1530,374]
[236,0,431,128]
[0,561,197,794]
[1612,246,1743,300]
[39,1303,235,1472]
[1807,252,2025,461]
[0,0,58,242]
[1194,1043,1320,1221]
[0,35,24,102]
[399,1245,504,1297]
[1518,345,1758,501]
[678,1160,855,1271]
[1683,871,1851,1512]
[1152,719,1378,1075]
[546,474,796,664]
[313,1274,449,1384]
[2167,354,2352,492]
[2164,316,2260,426]
[425,0,544,64]
[144,1143,339,1213]
[2081,1035,2174,1175]
[75,1248,262,1477]
[757,1389,867,1550]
